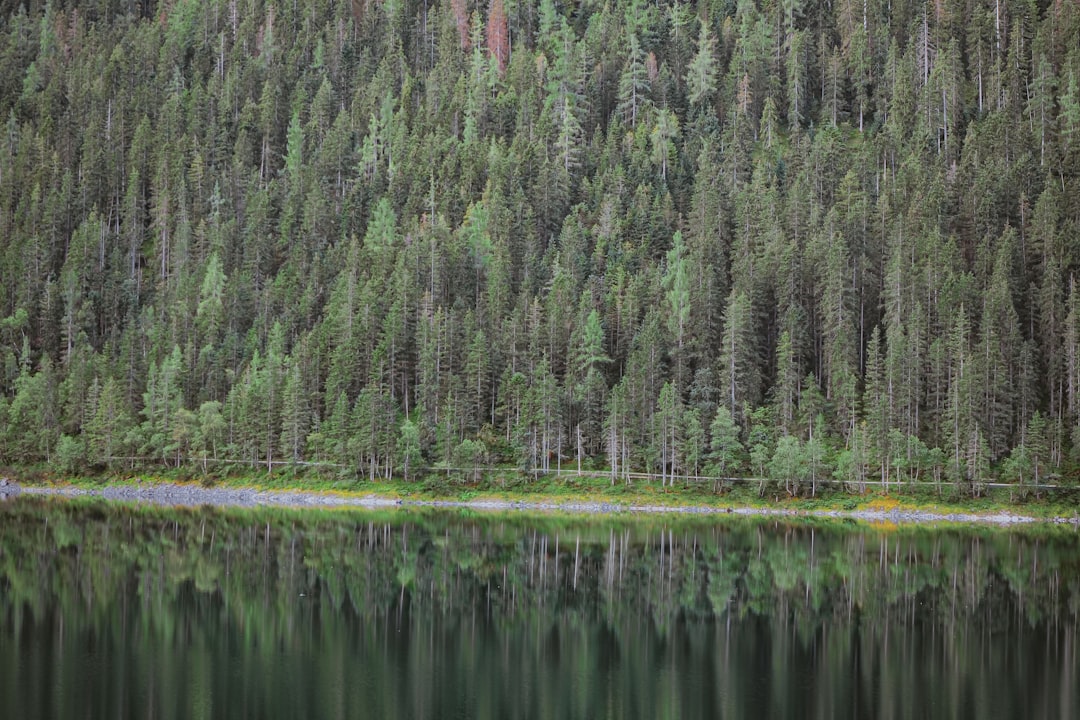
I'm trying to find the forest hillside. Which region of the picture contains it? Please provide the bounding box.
[1,0,1079,490]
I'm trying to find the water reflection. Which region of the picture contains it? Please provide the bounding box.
[0,498,1077,719]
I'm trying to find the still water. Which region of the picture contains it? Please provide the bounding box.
[0,497,1078,719]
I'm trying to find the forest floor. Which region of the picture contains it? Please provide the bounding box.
[4,467,1080,527]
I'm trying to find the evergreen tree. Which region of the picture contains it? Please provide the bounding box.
[708,406,744,487]
[279,361,308,464]
[655,381,682,485]
[604,380,631,484]
[663,231,691,387]
[686,21,718,110]
[398,418,424,481]
[0,0,1072,492]
[717,290,760,425]
[617,34,653,129]
[682,408,706,479]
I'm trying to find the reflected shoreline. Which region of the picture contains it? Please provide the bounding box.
[1,497,1078,719]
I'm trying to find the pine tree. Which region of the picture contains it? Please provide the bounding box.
[863,326,889,486]
[196,251,227,346]
[708,405,744,487]
[279,360,308,464]
[786,29,807,127]
[663,231,691,387]
[486,0,510,77]
[398,418,423,481]
[617,34,653,129]
[530,357,561,474]
[978,236,1021,457]
[650,381,678,485]
[464,326,491,431]
[545,26,585,177]
[771,329,799,434]
[652,110,678,184]
[686,21,718,110]
[943,308,975,485]
[683,408,706,479]
[816,224,858,438]
[718,290,760,425]
[141,346,183,464]
[1061,63,1080,154]
[1066,277,1080,428]
[1026,411,1050,487]
[85,377,132,468]
[604,380,631,484]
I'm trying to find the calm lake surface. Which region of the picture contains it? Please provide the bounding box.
[1,497,1078,719]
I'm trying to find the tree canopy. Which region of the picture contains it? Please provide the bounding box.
[0,0,1079,491]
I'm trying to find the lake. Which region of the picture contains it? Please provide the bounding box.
[0,496,1077,719]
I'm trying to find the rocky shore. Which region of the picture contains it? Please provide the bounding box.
[2,479,1076,526]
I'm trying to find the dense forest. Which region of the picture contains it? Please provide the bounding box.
[0,0,1079,490]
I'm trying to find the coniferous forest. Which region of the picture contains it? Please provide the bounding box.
[1,0,1079,491]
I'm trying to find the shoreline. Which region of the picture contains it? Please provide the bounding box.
[3,480,1077,527]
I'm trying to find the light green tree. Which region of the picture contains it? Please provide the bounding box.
[769,435,806,496]
[398,418,424,481]
[686,21,717,109]
[708,405,744,486]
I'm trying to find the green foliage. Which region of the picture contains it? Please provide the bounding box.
[617,34,652,129]
[398,418,424,481]
[575,309,610,374]
[0,0,1076,495]
[54,434,84,475]
[770,435,806,496]
[454,438,488,483]
[708,406,744,480]
[686,21,718,109]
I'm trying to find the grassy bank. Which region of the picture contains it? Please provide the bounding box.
[7,464,1080,521]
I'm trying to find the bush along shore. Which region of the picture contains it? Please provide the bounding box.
[3,465,1080,527]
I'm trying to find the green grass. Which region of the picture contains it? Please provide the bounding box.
[7,463,1080,520]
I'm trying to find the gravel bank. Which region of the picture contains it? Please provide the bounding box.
[14,483,402,509]
[4,480,1077,526]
